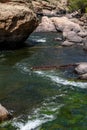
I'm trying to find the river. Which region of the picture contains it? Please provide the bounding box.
[0,32,87,130]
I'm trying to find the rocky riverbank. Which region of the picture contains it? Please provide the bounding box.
[35,16,87,47]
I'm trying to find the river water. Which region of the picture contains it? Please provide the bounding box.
[0,32,87,130]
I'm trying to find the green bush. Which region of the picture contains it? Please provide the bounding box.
[69,0,87,14]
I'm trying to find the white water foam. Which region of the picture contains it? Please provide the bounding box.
[36,38,46,43]
[35,71,87,89]
[12,95,63,130]
[29,36,46,43]
[15,119,46,130]
[12,107,56,130]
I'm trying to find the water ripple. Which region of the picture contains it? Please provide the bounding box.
[35,71,87,89]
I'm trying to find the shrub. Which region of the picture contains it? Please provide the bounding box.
[68,0,87,14]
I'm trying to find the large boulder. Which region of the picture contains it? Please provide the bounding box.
[0,104,11,122]
[0,1,38,49]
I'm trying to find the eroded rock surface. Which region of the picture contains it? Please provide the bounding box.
[0,1,38,49]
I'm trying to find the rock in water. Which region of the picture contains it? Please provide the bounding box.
[0,104,11,121]
[0,2,38,49]
[75,62,87,75]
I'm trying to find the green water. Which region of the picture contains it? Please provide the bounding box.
[0,32,87,130]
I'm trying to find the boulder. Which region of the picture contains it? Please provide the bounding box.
[79,73,87,80]
[0,104,11,122]
[75,62,87,74]
[0,2,38,49]
[64,31,83,43]
[35,16,56,32]
[62,40,75,46]
[50,17,81,32]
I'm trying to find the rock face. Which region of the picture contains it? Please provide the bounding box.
[0,104,11,121]
[0,1,38,49]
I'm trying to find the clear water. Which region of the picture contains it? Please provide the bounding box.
[0,32,87,130]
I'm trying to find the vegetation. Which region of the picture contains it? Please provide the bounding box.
[69,0,87,14]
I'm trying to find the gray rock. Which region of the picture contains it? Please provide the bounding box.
[54,37,62,41]
[62,40,75,46]
[75,62,87,74]
[79,73,87,80]
[78,32,87,38]
[65,31,83,43]
[51,16,81,32]
[35,16,56,32]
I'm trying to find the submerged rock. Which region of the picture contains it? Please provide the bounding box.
[0,104,12,122]
[0,1,38,49]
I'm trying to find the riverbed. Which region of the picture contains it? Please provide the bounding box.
[0,32,87,130]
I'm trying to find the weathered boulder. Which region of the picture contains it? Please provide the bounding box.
[35,16,56,32]
[0,2,38,49]
[75,62,87,74]
[0,104,11,122]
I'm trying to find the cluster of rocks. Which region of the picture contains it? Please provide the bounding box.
[32,0,67,16]
[35,16,87,47]
[75,62,87,80]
